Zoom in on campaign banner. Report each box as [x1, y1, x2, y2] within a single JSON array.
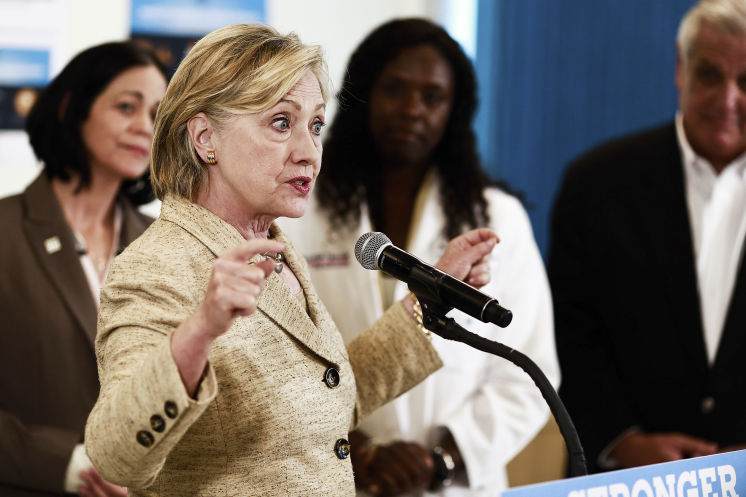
[[502, 450, 745, 497]]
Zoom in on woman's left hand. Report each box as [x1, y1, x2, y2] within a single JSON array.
[[435, 228, 498, 288], [78, 467, 127, 497], [355, 440, 435, 496]]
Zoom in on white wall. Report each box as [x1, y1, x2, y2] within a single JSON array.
[[0, 0, 463, 201], [0, 0, 130, 197], [267, 0, 441, 120]]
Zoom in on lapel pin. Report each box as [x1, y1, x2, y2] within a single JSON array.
[[44, 236, 62, 254]]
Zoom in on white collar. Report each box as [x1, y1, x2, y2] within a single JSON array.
[[675, 112, 746, 189]]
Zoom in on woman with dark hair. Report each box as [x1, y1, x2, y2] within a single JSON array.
[[0, 41, 167, 497], [281, 18, 560, 496]]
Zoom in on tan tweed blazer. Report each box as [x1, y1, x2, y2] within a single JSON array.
[[84, 195, 441, 497]]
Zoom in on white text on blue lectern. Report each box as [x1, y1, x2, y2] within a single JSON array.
[[567, 464, 737, 497]]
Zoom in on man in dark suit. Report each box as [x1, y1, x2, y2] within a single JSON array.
[[549, 0, 746, 473]]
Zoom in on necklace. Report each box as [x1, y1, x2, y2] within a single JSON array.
[[91, 255, 108, 277], [263, 231, 283, 274], [73, 232, 110, 278], [263, 252, 284, 274]]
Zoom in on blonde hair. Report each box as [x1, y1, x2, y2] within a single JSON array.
[[151, 24, 330, 199], [677, 0, 746, 62]]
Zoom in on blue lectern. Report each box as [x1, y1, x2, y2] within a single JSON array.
[[502, 449, 746, 497]]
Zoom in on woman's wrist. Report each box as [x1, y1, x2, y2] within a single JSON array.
[[432, 427, 468, 487], [403, 291, 416, 314], [171, 311, 214, 396], [429, 445, 456, 491], [349, 429, 378, 491], [405, 292, 430, 338]]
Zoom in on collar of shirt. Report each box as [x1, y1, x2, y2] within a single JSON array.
[[675, 112, 746, 364], [675, 112, 746, 254], [675, 112, 746, 198], [77, 202, 123, 307]]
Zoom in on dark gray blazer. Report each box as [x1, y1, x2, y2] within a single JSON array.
[[549, 123, 746, 473], [0, 174, 151, 495]]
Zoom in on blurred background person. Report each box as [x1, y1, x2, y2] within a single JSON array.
[[280, 17, 560, 497], [550, 0, 746, 474], [0, 41, 167, 496], [83, 24, 497, 496]]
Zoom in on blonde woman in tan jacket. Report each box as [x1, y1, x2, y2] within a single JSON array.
[[83, 24, 499, 497]]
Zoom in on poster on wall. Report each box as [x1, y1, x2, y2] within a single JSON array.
[[130, 0, 266, 76], [0, 0, 64, 131], [0, 49, 49, 129], [0, 0, 63, 198]]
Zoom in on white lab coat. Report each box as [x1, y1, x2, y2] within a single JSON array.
[[279, 176, 560, 496]]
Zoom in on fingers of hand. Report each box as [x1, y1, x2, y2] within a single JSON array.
[[439, 230, 497, 276], [669, 433, 718, 454], [373, 442, 432, 493], [399, 442, 435, 486], [214, 259, 268, 283], [463, 236, 497, 265], [379, 467, 415, 495], [80, 468, 128, 497], [78, 470, 107, 497], [718, 443, 746, 453], [100, 482, 128, 497], [459, 228, 499, 247], [467, 260, 491, 287], [223, 238, 284, 264], [208, 260, 268, 315], [641, 433, 715, 461], [255, 257, 278, 277]]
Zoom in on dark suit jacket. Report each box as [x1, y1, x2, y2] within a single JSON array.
[[0, 174, 151, 496], [548, 123, 746, 473]]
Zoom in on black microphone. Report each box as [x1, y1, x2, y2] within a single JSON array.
[[354, 232, 512, 328]]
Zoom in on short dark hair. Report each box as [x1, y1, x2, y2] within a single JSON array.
[[25, 41, 167, 205], [317, 18, 499, 239]]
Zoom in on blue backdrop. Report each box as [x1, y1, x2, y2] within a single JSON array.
[[474, 0, 696, 257]]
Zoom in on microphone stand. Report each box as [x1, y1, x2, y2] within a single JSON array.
[[412, 286, 588, 477]]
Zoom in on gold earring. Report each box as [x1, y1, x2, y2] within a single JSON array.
[[206, 151, 216, 164]]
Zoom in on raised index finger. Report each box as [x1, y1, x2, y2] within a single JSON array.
[[221, 239, 285, 263], [461, 228, 499, 246]]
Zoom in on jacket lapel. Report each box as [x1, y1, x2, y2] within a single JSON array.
[[161, 196, 344, 366], [262, 226, 347, 366], [119, 197, 150, 251], [713, 220, 746, 368], [22, 175, 98, 346], [641, 126, 708, 373], [278, 198, 385, 341]]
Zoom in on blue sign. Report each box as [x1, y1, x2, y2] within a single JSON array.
[[0, 49, 49, 86], [502, 450, 746, 497], [131, 0, 265, 37]]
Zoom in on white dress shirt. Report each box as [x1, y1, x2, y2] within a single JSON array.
[[64, 204, 122, 492], [676, 113, 746, 364]]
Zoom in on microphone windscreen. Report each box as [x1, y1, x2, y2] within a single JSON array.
[[354, 232, 391, 270]]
